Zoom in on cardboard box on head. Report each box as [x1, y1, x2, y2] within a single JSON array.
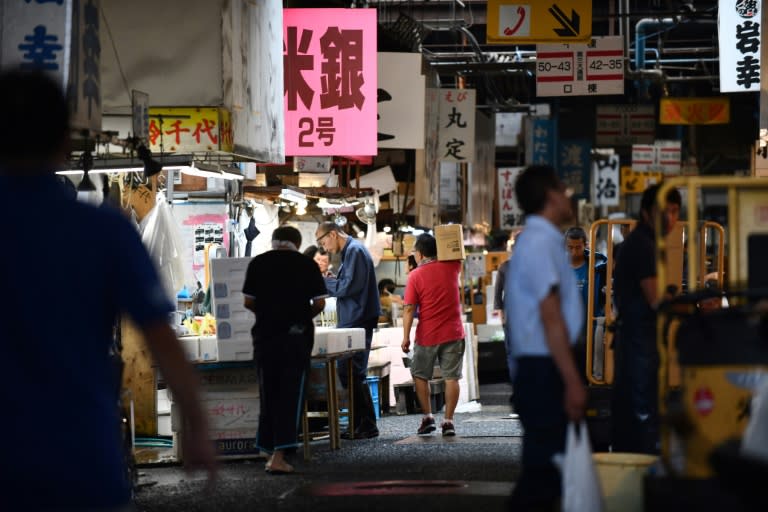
[[434, 224, 466, 261]]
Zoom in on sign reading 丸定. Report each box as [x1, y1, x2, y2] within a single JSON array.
[[536, 36, 624, 97], [486, 0, 592, 44], [592, 154, 620, 207], [149, 107, 234, 154], [283, 9, 377, 156], [558, 139, 591, 200], [0, 0, 102, 132], [438, 88, 476, 163], [718, 0, 761, 93], [595, 104, 655, 146], [524, 117, 557, 165], [498, 167, 525, 228]]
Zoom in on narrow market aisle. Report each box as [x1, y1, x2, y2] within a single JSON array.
[[135, 385, 522, 511]]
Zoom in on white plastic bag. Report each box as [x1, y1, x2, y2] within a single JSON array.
[[742, 376, 768, 461], [561, 421, 604, 512]]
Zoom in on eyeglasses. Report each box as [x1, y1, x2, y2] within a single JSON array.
[[316, 231, 331, 245]]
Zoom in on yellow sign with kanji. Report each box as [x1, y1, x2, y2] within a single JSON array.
[[148, 107, 234, 154], [621, 166, 663, 194], [486, 1, 592, 44], [659, 97, 730, 125]]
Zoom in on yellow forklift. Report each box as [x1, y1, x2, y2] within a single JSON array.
[[643, 177, 768, 510], [582, 213, 725, 453]]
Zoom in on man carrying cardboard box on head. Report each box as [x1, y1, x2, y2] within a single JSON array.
[[401, 233, 465, 436]]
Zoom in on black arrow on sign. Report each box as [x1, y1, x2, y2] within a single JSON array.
[[549, 4, 580, 37]]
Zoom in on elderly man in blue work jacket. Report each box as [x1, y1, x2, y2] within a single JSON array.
[[315, 221, 381, 439]]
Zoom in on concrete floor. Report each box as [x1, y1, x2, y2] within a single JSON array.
[[134, 383, 522, 511]]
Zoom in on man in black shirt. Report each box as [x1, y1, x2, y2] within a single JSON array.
[[243, 226, 327, 473], [611, 184, 681, 454]]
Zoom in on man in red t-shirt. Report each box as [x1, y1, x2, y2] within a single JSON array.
[[401, 234, 465, 436]]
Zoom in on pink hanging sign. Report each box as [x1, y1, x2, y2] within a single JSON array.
[[283, 9, 378, 156]]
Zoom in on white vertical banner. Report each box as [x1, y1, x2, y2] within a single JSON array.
[[498, 166, 525, 228], [719, 0, 762, 93], [438, 88, 476, 163], [592, 154, 620, 207], [0, 0, 73, 86], [377, 52, 425, 149]]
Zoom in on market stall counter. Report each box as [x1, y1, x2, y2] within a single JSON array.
[[171, 327, 366, 462]]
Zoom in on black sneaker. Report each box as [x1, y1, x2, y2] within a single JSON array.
[[341, 428, 379, 440], [441, 421, 456, 437], [417, 416, 436, 435]]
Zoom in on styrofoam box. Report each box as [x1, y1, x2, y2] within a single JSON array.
[[200, 335, 219, 361], [158, 414, 172, 437], [327, 328, 365, 354], [179, 336, 200, 361], [214, 320, 252, 342], [156, 388, 171, 414], [173, 429, 260, 460], [312, 327, 332, 356], [171, 396, 260, 431], [217, 338, 253, 362]]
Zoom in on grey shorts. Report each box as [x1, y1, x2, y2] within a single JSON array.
[[410, 339, 465, 380]]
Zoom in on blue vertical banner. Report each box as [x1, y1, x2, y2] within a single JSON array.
[[525, 116, 558, 166], [558, 139, 591, 200]]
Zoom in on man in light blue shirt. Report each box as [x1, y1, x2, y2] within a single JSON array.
[[505, 165, 586, 510]]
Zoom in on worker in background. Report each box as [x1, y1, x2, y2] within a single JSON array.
[[401, 234, 465, 436], [0, 69, 216, 510], [565, 226, 607, 380], [316, 221, 381, 439], [505, 165, 585, 510], [243, 226, 327, 474], [611, 183, 681, 454]]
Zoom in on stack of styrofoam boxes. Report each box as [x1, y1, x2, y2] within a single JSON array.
[[372, 326, 416, 408], [210, 257, 254, 361], [171, 365, 260, 460]]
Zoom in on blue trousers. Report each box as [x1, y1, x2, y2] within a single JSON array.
[[336, 317, 378, 433], [510, 357, 567, 511]]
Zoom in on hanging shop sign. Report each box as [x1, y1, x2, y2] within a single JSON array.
[[438, 88, 476, 163], [595, 104, 655, 147], [659, 97, 730, 125], [558, 139, 591, 200], [486, 0, 592, 44], [148, 107, 234, 154], [524, 116, 557, 166], [283, 9, 377, 156], [620, 166, 663, 194], [632, 140, 682, 174], [536, 36, 624, 97], [718, 0, 761, 93], [592, 154, 620, 207], [0, 0, 102, 132], [498, 166, 525, 228], [377, 52, 425, 149]]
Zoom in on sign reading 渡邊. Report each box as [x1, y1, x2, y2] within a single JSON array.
[[718, 0, 761, 93], [283, 9, 377, 156], [487, 0, 592, 44]]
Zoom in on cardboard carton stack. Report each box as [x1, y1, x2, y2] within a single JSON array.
[[434, 224, 466, 261]]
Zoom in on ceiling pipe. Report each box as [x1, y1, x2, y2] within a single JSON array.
[[635, 17, 678, 71]]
